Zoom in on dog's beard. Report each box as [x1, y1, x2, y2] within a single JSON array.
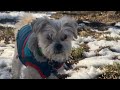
[[38, 41, 71, 62]]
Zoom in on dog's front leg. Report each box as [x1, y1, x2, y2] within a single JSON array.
[[23, 66, 58, 79], [12, 43, 22, 79], [12, 57, 22, 79], [22, 66, 42, 79]]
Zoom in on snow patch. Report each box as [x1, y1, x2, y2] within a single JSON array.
[[115, 22, 120, 26], [0, 23, 15, 28], [107, 27, 120, 37], [66, 66, 102, 79], [83, 51, 96, 58]]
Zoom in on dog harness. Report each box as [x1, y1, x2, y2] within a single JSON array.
[[16, 24, 63, 79]]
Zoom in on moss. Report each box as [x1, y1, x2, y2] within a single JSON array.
[[71, 47, 84, 60], [71, 44, 89, 60]]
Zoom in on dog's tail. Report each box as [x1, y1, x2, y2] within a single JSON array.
[[14, 12, 36, 38]]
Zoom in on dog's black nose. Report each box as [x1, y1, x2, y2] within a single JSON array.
[[55, 43, 62, 50], [54, 43, 63, 54]]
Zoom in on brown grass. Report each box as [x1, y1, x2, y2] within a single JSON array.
[[78, 29, 103, 40], [50, 11, 120, 24], [96, 62, 120, 79], [0, 29, 15, 44], [105, 36, 120, 41]]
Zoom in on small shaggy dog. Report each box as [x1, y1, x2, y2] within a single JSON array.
[[12, 14, 78, 79]]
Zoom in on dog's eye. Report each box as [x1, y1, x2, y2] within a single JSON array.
[[61, 35, 67, 41]]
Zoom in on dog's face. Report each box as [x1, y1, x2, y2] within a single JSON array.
[[31, 16, 78, 62]]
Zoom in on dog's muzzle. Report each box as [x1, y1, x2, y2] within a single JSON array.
[[54, 43, 63, 54]]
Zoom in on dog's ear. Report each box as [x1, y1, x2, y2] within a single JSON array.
[[31, 16, 50, 33], [61, 16, 78, 39]]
